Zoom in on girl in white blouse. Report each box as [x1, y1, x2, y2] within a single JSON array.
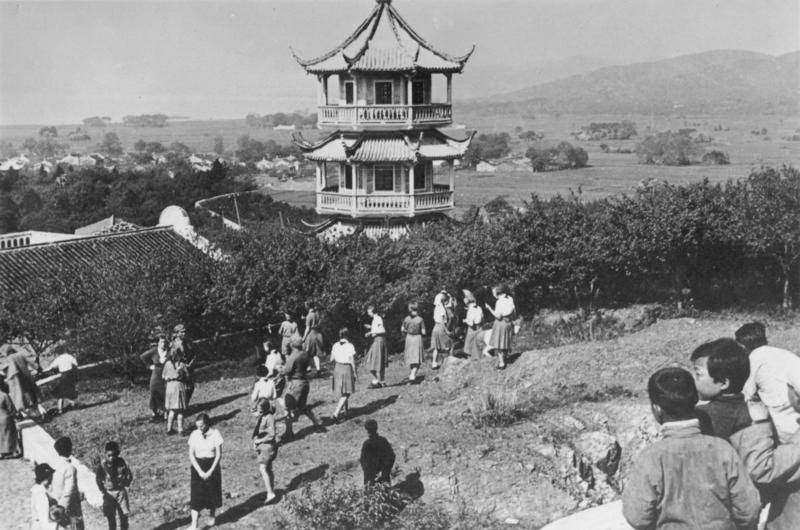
[[484, 284, 516, 370], [330, 328, 358, 421], [187, 414, 223, 530], [30, 463, 65, 530]]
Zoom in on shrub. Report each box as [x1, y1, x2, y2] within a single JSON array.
[[702, 150, 730, 165], [575, 121, 637, 140], [635, 130, 702, 165], [463, 133, 511, 167], [526, 141, 588, 172], [464, 389, 534, 428], [276, 480, 496, 530]]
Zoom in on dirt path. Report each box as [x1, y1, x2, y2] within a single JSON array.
[[0, 457, 105, 530]]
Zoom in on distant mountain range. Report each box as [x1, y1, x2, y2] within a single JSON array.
[[462, 50, 799, 115]]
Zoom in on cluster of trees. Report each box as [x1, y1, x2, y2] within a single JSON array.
[[463, 133, 511, 167], [235, 134, 300, 162], [83, 117, 112, 127], [245, 112, 317, 129], [575, 121, 637, 140], [122, 114, 169, 128], [518, 130, 545, 141], [526, 141, 588, 172], [635, 130, 704, 165], [20, 127, 71, 158], [4, 165, 800, 371], [0, 160, 249, 234]]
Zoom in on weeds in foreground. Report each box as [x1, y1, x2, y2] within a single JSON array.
[[276, 479, 502, 530], [464, 384, 637, 429]]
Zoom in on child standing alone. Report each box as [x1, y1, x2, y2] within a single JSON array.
[[622, 367, 761, 530], [95, 441, 133, 530]]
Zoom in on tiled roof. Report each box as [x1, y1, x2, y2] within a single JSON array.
[[295, 130, 474, 163], [292, 1, 473, 74], [0, 227, 202, 295], [74, 216, 142, 236]]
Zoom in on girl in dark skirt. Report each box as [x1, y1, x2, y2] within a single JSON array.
[[188, 413, 223, 530], [364, 305, 388, 388]]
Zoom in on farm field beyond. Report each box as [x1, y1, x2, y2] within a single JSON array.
[[3, 112, 797, 209]]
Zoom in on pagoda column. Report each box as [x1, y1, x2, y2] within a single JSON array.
[[409, 164, 416, 213], [406, 76, 413, 125], [448, 160, 455, 207], [351, 164, 358, 215], [315, 163, 322, 192]]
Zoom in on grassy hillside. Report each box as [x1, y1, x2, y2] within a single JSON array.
[[43, 313, 800, 529], [469, 50, 800, 115]]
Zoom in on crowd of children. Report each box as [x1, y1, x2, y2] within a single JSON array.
[[19, 288, 800, 529], [623, 322, 800, 530]]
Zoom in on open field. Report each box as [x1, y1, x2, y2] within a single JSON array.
[[38, 313, 800, 529], [3, 112, 798, 212]]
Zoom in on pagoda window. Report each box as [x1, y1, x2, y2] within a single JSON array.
[[344, 81, 355, 105], [412, 80, 425, 105], [374, 166, 395, 192], [413, 162, 426, 189], [374, 81, 393, 105]]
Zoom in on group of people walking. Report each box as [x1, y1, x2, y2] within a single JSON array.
[[10, 285, 517, 529]]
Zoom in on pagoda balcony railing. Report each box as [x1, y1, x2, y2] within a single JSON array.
[[317, 184, 453, 217], [318, 104, 452, 128]]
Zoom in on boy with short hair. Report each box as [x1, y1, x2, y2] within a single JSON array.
[[95, 441, 133, 530], [622, 367, 761, 530], [359, 419, 395, 486], [52, 436, 84, 530], [691, 339, 800, 496], [736, 321, 800, 443]]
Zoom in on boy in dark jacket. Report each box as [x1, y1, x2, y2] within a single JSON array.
[[622, 367, 760, 530], [691, 338, 800, 530], [360, 419, 395, 486], [95, 441, 133, 530]]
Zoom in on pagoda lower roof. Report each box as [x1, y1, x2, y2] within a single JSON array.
[[293, 130, 475, 163], [291, 0, 474, 75]]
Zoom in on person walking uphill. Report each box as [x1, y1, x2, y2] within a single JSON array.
[[485, 284, 515, 370], [431, 293, 453, 370], [302, 301, 324, 374], [48, 351, 79, 415], [364, 305, 388, 388], [402, 303, 426, 383], [330, 328, 357, 421], [280, 337, 322, 441]]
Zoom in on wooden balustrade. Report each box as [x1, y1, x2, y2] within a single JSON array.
[[316, 189, 453, 216], [317, 104, 451, 127]]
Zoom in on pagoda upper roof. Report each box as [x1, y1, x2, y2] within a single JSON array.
[[292, 0, 474, 75], [293, 129, 475, 163]]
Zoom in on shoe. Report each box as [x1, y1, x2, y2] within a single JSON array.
[[265, 492, 277, 505], [166, 429, 176, 435], [496, 365, 506, 370], [431, 363, 440, 370], [368, 382, 380, 389]]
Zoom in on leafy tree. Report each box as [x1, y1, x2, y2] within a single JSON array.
[[98, 132, 124, 155], [0, 193, 19, 233], [636, 131, 702, 165], [702, 150, 730, 165], [133, 139, 147, 152], [463, 133, 511, 167], [726, 166, 800, 308], [39, 126, 58, 138], [526, 142, 588, 172]]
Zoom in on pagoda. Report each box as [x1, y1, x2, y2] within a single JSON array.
[[292, 0, 475, 238]]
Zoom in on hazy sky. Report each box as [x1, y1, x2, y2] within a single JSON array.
[[1, 0, 797, 125]]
